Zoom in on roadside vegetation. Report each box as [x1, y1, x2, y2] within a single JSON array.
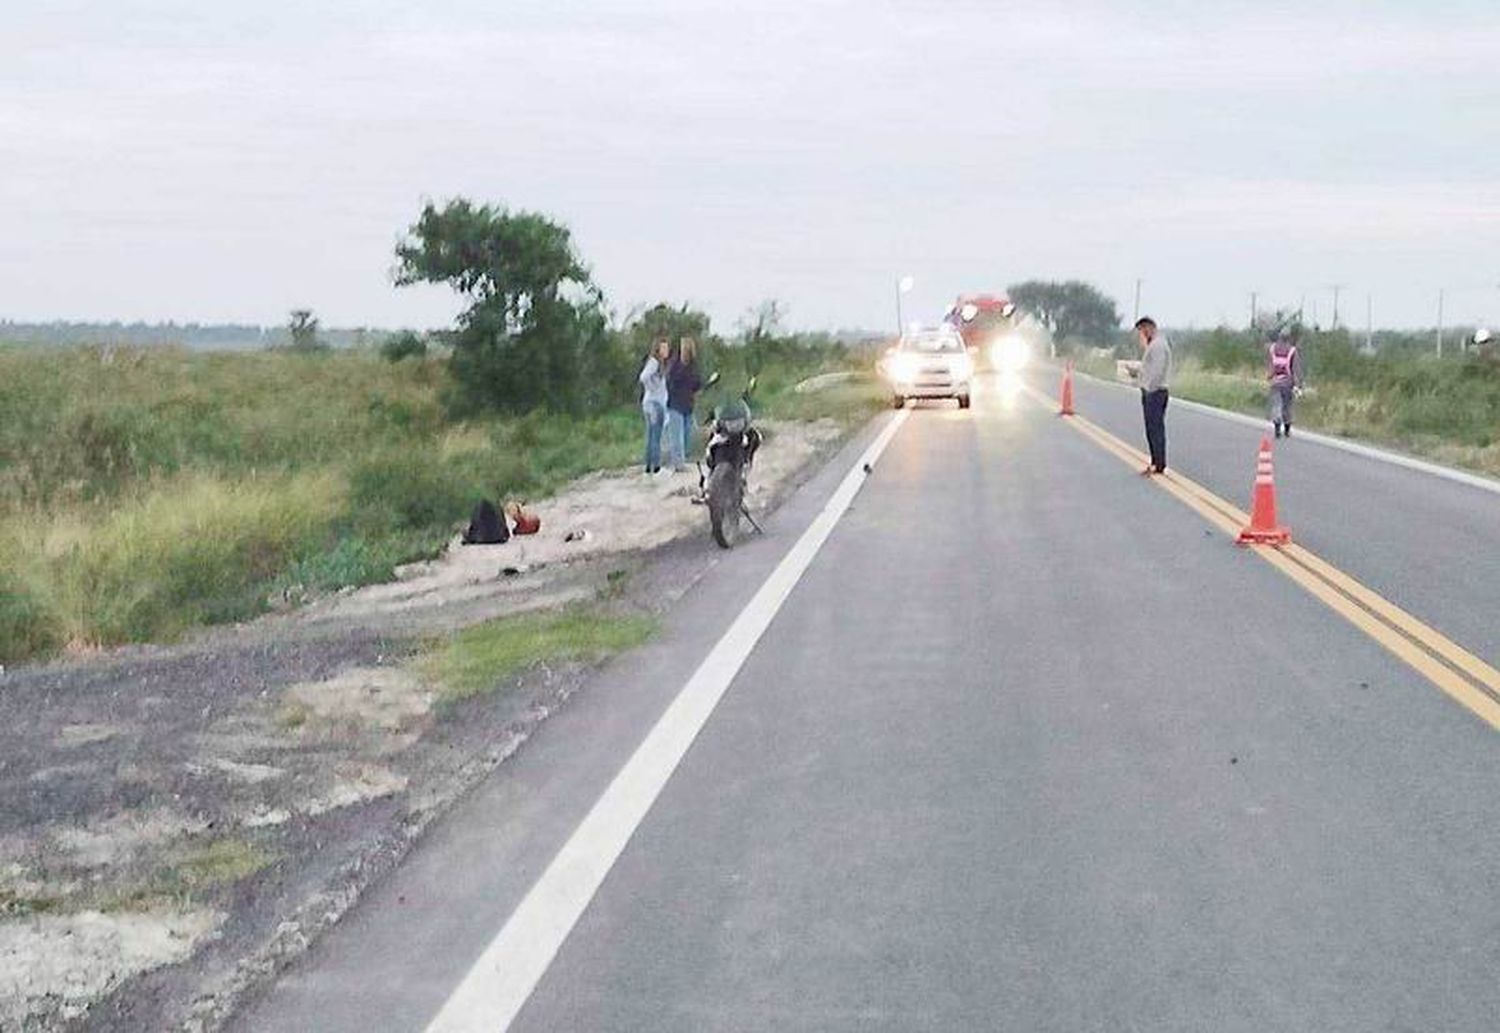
[[0, 338, 872, 664], [0, 200, 882, 665], [995, 279, 1500, 476], [1076, 326, 1500, 476]]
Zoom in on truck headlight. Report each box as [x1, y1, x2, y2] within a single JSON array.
[[992, 336, 1029, 372]]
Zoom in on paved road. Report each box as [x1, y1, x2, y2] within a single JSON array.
[[235, 373, 1500, 1032], [1063, 369, 1500, 669]]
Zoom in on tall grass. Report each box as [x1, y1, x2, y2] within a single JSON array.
[[1077, 334, 1500, 474], [7, 472, 343, 647], [0, 343, 873, 663]]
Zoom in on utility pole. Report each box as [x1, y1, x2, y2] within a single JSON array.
[[1249, 291, 1258, 331], [1436, 288, 1445, 358], [1365, 293, 1373, 353], [896, 275, 914, 336], [1133, 279, 1142, 323], [1330, 284, 1344, 330]]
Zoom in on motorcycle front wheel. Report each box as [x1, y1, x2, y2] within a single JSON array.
[[706, 463, 743, 549]]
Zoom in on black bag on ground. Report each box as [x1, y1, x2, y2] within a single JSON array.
[[461, 499, 508, 544]]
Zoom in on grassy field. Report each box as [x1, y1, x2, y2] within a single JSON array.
[[1074, 348, 1500, 477], [0, 343, 880, 664]]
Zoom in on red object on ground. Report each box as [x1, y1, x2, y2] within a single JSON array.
[[509, 507, 541, 535], [1237, 437, 1291, 545], [1058, 360, 1076, 416]]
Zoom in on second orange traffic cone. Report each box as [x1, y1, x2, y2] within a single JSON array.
[[1237, 437, 1291, 545], [1058, 360, 1075, 416]]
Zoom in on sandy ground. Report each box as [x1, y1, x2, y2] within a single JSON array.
[[0, 415, 849, 1031], [297, 418, 841, 626], [1, 911, 222, 1029]]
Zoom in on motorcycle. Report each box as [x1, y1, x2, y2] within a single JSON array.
[[698, 375, 761, 549]]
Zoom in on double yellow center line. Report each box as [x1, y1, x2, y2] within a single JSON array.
[[1028, 385, 1500, 731]]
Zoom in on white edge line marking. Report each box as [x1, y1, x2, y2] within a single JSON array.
[[423, 408, 912, 1033], [1070, 368, 1500, 497]]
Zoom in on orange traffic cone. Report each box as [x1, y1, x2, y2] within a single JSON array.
[[1058, 360, 1075, 416], [1237, 437, 1291, 545]]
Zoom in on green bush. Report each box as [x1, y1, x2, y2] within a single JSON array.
[[1199, 328, 1259, 373], [1300, 330, 1364, 382], [1167, 340, 1500, 469], [275, 535, 413, 594], [380, 330, 428, 362], [349, 450, 473, 535]]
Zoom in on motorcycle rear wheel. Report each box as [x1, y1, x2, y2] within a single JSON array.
[[707, 464, 742, 549]]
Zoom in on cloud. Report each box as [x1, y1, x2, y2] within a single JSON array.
[[1061, 178, 1500, 242], [2, 0, 1499, 327]]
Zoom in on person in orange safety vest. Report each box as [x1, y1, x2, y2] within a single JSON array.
[[1267, 329, 1304, 439]]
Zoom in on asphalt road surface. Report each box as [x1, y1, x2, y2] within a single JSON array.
[[234, 371, 1500, 1032]]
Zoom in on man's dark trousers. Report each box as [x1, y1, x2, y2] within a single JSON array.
[[1142, 388, 1169, 472]]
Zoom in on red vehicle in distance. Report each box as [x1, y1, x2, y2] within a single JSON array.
[[943, 294, 1027, 371]]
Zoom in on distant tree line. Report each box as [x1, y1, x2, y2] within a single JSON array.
[[1172, 324, 1497, 373], [0, 319, 399, 352], [989, 281, 1490, 363]]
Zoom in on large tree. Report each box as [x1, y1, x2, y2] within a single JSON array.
[[1007, 280, 1121, 349], [394, 200, 615, 413]]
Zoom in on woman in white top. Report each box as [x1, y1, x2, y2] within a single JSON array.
[[638, 338, 670, 474]]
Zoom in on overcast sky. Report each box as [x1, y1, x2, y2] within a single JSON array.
[[4, 0, 1499, 333]]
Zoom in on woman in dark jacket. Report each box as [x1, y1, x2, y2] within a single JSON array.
[[664, 336, 703, 471]]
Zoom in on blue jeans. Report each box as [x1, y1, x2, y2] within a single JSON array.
[[642, 401, 665, 471], [664, 408, 690, 467]]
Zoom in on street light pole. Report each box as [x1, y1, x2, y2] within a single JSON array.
[[1330, 284, 1344, 330], [1133, 279, 1142, 323]]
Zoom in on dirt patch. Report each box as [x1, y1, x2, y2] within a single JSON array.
[[55, 724, 133, 749], [53, 810, 208, 871], [281, 667, 432, 741], [298, 419, 842, 628], [0, 910, 221, 1029], [191, 760, 285, 787], [301, 764, 409, 818]]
